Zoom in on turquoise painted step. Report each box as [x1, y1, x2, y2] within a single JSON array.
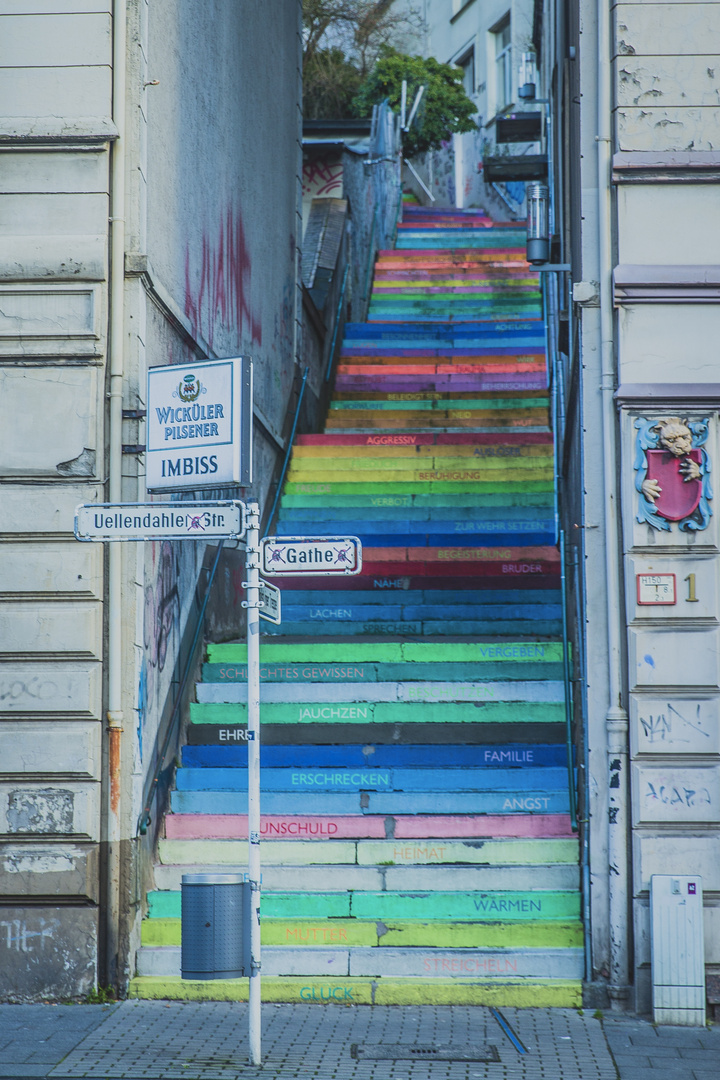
[[280, 493, 555, 509], [147, 889, 580, 921], [175, 766, 570, 792], [170, 790, 570, 814], [201, 661, 567, 683], [189, 701, 563, 725], [278, 507, 553, 522]]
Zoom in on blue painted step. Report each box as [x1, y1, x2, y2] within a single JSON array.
[[170, 790, 570, 815], [175, 766, 569, 792], [273, 530, 557, 548], [262, 620, 563, 637], [270, 590, 560, 605], [181, 743, 568, 768], [278, 604, 562, 622]]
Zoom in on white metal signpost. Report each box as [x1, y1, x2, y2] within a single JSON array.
[[146, 356, 253, 492]]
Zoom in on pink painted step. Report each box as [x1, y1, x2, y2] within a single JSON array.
[[166, 814, 574, 840]]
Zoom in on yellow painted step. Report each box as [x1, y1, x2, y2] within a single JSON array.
[[129, 975, 581, 1006]]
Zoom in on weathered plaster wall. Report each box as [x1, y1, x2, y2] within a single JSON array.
[[0, 0, 305, 999], [0, 0, 113, 1000]]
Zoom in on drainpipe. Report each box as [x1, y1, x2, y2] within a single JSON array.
[[106, 0, 127, 989], [596, 0, 630, 1009]]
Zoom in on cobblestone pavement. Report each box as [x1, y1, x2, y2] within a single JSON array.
[[0, 1001, 718, 1080]]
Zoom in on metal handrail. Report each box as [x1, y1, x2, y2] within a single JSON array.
[[560, 528, 578, 831], [325, 264, 349, 382], [136, 539, 224, 836], [262, 365, 309, 538]]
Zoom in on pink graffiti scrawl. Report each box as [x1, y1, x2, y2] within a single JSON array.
[[185, 208, 262, 351]]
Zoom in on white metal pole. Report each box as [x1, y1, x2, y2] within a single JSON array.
[[244, 502, 262, 1063]]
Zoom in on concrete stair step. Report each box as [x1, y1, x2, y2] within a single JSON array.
[[136, 945, 583, 980], [195, 681, 564, 705], [152, 863, 580, 892], [157, 838, 578, 866]]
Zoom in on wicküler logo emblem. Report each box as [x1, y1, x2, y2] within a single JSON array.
[[175, 373, 205, 403]]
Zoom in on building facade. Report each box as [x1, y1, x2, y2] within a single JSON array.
[[0, 0, 306, 999]]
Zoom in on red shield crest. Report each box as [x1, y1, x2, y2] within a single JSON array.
[[646, 449, 702, 521]]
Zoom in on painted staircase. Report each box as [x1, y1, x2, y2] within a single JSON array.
[[131, 206, 581, 1006]]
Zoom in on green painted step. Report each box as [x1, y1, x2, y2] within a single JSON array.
[[202, 662, 566, 683], [189, 701, 563, 725], [129, 975, 582, 1006], [147, 890, 579, 921], [142, 918, 583, 948], [206, 642, 564, 664], [285, 481, 554, 495]]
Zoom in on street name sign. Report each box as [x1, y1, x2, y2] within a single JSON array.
[[75, 501, 246, 542], [260, 536, 362, 576], [146, 356, 253, 492], [258, 578, 281, 624]]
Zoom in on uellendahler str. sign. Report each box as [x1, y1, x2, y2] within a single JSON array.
[[74, 501, 246, 541], [146, 356, 252, 492]]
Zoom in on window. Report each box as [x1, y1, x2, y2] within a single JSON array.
[[493, 16, 512, 112], [458, 49, 475, 98]]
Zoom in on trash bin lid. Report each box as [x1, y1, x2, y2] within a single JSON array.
[[181, 873, 246, 885]]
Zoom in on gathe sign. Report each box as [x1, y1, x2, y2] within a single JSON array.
[[75, 501, 246, 542], [146, 357, 252, 492], [261, 536, 362, 576]]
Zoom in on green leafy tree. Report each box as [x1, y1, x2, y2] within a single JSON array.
[[353, 47, 478, 155]]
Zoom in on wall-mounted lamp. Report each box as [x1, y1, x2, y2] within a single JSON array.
[[518, 52, 537, 100], [526, 182, 550, 264]]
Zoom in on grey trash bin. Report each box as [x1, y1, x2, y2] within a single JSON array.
[[181, 873, 250, 980]]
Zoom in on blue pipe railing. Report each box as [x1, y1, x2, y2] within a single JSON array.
[[325, 265, 350, 383], [263, 365, 309, 538], [137, 539, 224, 836], [559, 528, 578, 831]]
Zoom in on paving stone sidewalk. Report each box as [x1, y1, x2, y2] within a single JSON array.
[[0, 1001, 717, 1080]]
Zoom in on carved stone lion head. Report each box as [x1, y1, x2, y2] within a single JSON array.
[[654, 417, 693, 458]]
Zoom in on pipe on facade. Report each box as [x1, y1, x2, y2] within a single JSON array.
[[106, 0, 127, 989], [596, 0, 630, 1009]]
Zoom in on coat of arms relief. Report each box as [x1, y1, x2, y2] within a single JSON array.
[[634, 417, 713, 532]]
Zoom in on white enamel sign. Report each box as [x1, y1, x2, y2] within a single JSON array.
[[146, 357, 252, 492], [258, 579, 281, 624], [260, 536, 362, 576], [75, 501, 246, 541], [637, 574, 676, 605]]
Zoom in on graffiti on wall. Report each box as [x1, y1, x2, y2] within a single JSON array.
[[303, 156, 343, 199], [184, 207, 262, 352], [142, 541, 180, 723]]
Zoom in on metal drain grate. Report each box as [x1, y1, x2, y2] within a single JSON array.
[[351, 1043, 500, 1062]]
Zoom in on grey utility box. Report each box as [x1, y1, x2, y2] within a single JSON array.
[[181, 873, 251, 980]]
